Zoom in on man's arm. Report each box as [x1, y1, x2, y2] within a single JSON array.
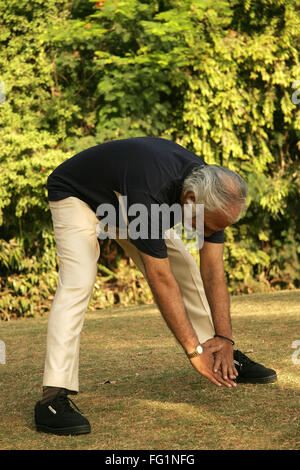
[[199, 241, 238, 380], [200, 242, 232, 338], [138, 251, 236, 388]]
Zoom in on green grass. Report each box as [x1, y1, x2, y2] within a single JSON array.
[[0, 290, 299, 450]]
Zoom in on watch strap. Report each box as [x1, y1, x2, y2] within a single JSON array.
[[187, 344, 203, 359], [187, 350, 199, 359]]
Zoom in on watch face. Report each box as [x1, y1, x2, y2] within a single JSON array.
[[196, 345, 203, 354]]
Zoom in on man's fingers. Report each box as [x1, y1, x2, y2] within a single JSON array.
[[208, 346, 238, 381], [189, 349, 237, 388], [220, 363, 237, 385], [222, 363, 229, 380], [204, 369, 236, 388], [206, 344, 223, 354], [214, 370, 235, 388], [213, 356, 221, 373], [205, 372, 222, 387], [228, 366, 237, 379]]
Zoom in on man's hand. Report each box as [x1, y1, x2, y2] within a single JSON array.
[[189, 342, 237, 388], [138, 251, 237, 389], [200, 242, 238, 383], [203, 337, 238, 381]]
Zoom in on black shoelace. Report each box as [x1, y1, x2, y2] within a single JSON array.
[[234, 349, 256, 367], [56, 392, 82, 415]]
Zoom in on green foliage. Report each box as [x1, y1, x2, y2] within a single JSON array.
[[0, 0, 299, 319]]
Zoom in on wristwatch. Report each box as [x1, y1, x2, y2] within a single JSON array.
[[187, 344, 203, 359]]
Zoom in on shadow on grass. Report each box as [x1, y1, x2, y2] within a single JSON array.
[[78, 307, 299, 449], [0, 293, 299, 449]]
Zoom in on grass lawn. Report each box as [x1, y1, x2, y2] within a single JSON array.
[[0, 290, 299, 450]]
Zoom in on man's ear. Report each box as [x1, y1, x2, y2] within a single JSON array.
[[183, 191, 196, 204], [186, 198, 195, 205], [184, 197, 197, 218]]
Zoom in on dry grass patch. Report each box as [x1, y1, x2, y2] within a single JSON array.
[[0, 290, 299, 450]]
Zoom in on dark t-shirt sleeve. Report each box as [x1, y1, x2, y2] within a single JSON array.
[[204, 230, 224, 244]]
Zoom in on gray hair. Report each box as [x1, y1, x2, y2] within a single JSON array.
[[182, 164, 248, 222]]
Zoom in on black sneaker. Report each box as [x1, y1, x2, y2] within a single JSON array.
[[234, 350, 277, 384], [35, 389, 91, 435]]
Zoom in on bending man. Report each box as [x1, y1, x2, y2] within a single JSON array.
[[34, 137, 277, 436]]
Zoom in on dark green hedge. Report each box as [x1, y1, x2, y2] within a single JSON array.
[[0, 0, 299, 319]]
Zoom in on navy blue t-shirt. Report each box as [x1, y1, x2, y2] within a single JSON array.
[[47, 137, 224, 257]]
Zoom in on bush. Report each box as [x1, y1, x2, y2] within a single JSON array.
[[0, 0, 299, 319]]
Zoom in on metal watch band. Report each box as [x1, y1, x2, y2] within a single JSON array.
[[187, 345, 203, 359], [187, 350, 199, 359]]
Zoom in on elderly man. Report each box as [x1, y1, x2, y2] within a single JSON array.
[[34, 137, 277, 436]]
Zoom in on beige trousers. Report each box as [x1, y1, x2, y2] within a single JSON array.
[[43, 196, 215, 392]]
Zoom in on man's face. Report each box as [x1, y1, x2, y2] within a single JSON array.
[[202, 210, 230, 237], [201, 206, 241, 237], [187, 206, 241, 237], [180, 190, 241, 236]]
